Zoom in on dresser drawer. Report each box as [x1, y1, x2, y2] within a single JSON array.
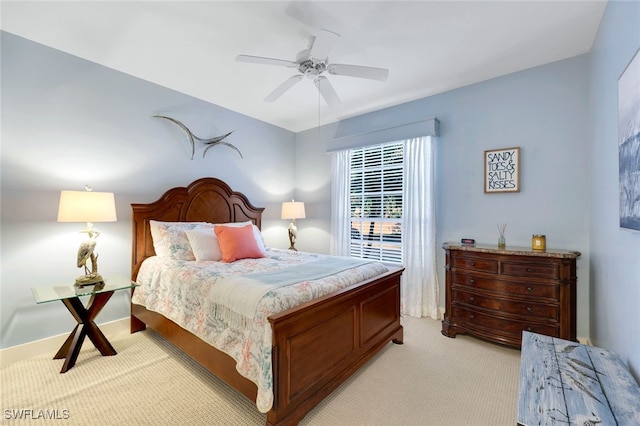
[[452, 272, 558, 299], [451, 306, 559, 337], [451, 256, 498, 274], [500, 261, 559, 280], [452, 289, 558, 320]]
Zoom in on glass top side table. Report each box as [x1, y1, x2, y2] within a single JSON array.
[[31, 275, 138, 373]]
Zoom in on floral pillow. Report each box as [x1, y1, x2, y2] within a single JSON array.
[[149, 220, 212, 260]]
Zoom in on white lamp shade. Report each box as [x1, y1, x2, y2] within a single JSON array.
[[281, 201, 306, 220], [57, 190, 117, 223]]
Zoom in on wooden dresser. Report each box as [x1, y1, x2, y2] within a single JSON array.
[[441, 242, 580, 348]]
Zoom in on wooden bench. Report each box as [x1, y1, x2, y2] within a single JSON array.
[[517, 331, 640, 425]]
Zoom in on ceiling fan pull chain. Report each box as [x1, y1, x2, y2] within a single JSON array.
[[318, 84, 321, 127]]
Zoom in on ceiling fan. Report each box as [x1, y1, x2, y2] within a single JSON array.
[[236, 29, 389, 108]]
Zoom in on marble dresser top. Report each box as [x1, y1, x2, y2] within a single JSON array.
[[442, 242, 581, 259]]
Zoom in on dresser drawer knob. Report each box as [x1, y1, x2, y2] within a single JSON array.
[[527, 268, 533, 272], [526, 326, 532, 331], [527, 287, 533, 292], [469, 296, 475, 302], [471, 262, 476, 266], [526, 307, 533, 312], [469, 279, 475, 284], [470, 314, 475, 319]]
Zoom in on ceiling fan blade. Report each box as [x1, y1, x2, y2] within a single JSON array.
[[309, 29, 340, 60], [264, 75, 303, 102], [328, 64, 389, 81], [236, 54, 297, 68], [314, 76, 341, 108]]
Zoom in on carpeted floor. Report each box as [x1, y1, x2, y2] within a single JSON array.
[[1, 317, 521, 425]]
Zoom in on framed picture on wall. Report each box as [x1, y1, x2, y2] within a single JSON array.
[[484, 147, 520, 193], [618, 47, 640, 232]]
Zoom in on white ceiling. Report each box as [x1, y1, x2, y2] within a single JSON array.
[[1, 1, 606, 132]]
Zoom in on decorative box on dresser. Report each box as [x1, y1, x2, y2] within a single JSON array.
[[441, 242, 581, 348]]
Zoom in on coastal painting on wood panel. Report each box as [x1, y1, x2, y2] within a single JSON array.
[[618, 48, 640, 232]]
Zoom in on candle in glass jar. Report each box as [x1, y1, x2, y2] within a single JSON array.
[[532, 235, 546, 250]]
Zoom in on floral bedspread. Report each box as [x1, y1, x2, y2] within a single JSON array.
[[131, 248, 388, 413]]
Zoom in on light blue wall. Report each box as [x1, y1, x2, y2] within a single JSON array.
[[0, 32, 296, 348], [298, 55, 591, 341], [588, 0, 640, 378]]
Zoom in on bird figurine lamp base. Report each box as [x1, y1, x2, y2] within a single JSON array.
[[288, 221, 298, 251], [75, 229, 103, 287]]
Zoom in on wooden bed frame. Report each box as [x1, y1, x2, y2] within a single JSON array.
[[130, 177, 404, 425]]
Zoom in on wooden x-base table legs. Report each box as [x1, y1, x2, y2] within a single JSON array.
[[54, 291, 117, 373]]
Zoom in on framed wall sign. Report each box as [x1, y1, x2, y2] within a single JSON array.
[[484, 147, 520, 193], [618, 47, 640, 232]]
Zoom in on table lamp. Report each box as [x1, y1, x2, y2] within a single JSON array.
[[57, 187, 117, 286], [281, 200, 305, 251]]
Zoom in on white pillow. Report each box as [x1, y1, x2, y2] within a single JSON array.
[[149, 220, 212, 260], [215, 221, 267, 255], [185, 227, 222, 261]]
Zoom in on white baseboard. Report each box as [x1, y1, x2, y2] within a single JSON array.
[[577, 336, 592, 345], [0, 318, 130, 367], [0, 316, 591, 366]]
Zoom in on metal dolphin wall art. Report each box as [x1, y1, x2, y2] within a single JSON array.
[[153, 115, 243, 160]]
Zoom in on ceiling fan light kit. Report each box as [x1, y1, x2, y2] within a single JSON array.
[[236, 29, 389, 107]]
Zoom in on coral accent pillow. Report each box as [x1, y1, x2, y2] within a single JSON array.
[[214, 224, 266, 263], [215, 221, 268, 255]]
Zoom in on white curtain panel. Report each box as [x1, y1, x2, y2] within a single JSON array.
[[330, 150, 351, 256], [402, 136, 440, 319]]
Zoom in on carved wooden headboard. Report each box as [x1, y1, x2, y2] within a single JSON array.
[[131, 177, 264, 280]]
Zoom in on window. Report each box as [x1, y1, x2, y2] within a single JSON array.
[[349, 141, 403, 263], [330, 132, 440, 319]]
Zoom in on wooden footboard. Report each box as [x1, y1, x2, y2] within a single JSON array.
[[267, 266, 404, 426], [131, 266, 403, 425]]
